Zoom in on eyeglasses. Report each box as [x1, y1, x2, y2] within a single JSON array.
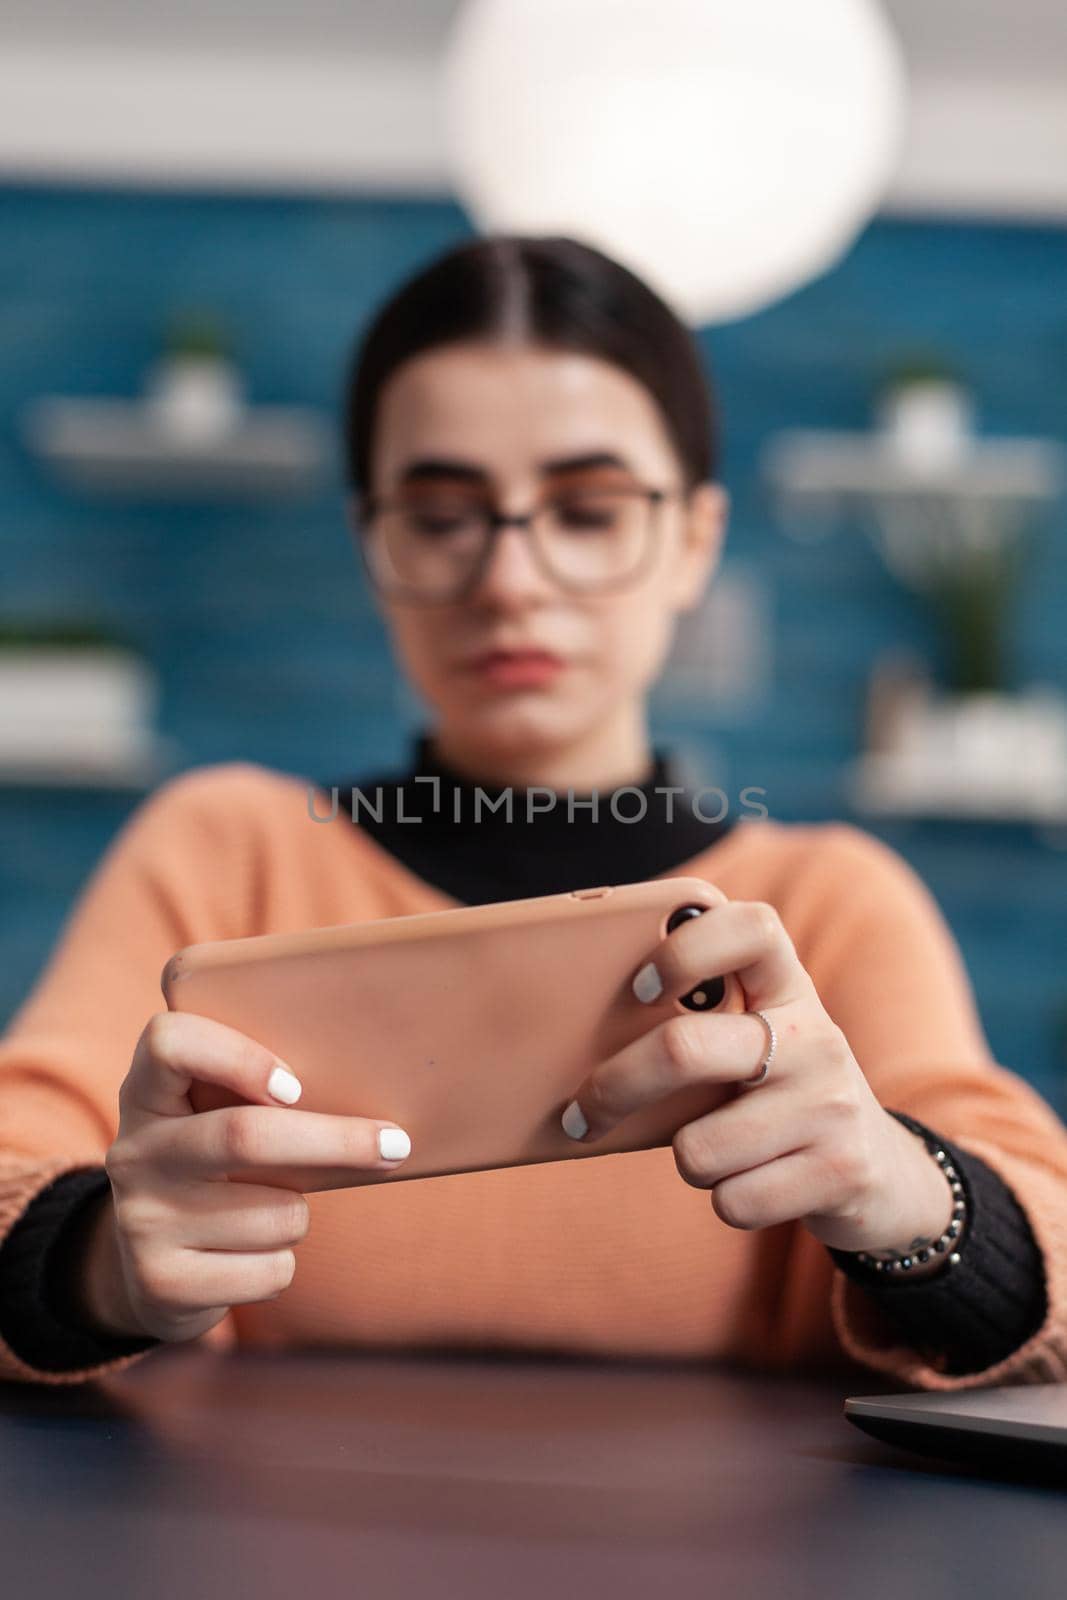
[[355, 482, 686, 605]]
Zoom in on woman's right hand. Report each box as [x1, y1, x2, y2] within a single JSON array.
[[78, 1010, 412, 1345]]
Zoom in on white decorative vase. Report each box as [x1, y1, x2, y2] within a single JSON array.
[[145, 355, 243, 442], [888, 687, 1067, 817], [0, 646, 158, 773], [878, 380, 974, 474]]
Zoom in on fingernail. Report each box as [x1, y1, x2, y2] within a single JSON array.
[[632, 962, 663, 1003], [268, 1065, 302, 1104], [561, 1099, 588, 1139], [379, 1126, 412, 1162]]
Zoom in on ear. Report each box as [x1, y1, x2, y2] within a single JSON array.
[[669, 481, 729, 613]]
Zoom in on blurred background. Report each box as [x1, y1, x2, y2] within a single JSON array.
[[1, 1, 1065, 1107]]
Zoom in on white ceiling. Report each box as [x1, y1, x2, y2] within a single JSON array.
[[0, 1, 458, 57], [885, 0, 1067, 79], [0, 0, 1066, 76], [0, 2, 1064, 215]]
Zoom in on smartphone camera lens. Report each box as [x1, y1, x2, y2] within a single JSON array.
[[665, 903, 726, 1012], [679, 977, 726, 1011], [666, 904, 705, 935]]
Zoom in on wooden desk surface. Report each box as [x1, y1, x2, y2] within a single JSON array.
[[1, 1345, 1063, 1599]]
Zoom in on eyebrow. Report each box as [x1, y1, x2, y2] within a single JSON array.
[[396, 451, 635, 486]]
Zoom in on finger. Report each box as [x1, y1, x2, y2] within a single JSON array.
[[706, 1149, 828, 1233], [561, 1008, 785, 1143], [123, 1011, 304, 1125], [632, 901, 812, 1013], [671, 1096, 808, 1190], [143, 1246, 298, 1314], [145, 1179, 313, 1253], [149, 1104, 412, 1180]]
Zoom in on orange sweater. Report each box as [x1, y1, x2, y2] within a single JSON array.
[[2, 759, 1066, 1390]]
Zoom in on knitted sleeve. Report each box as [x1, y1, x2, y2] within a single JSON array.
[[0, 1167, 161, 1371], [781, 821, 1067, 1390], [825, 1109, 1047, 1375], [0, 763, 256, 1383]]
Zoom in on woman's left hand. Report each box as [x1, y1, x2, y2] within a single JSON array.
[[560, 898, 956, 1260]]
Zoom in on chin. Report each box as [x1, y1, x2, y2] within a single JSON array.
[[444, 697, 585, 758]]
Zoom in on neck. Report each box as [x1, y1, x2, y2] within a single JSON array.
[[424, 706, 654, 794]]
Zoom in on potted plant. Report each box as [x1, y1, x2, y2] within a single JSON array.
[[876, 351, 975, 474], [144, 309, 244, 443], [0, 617, 161, 778], [923, 521, 1028, 696]]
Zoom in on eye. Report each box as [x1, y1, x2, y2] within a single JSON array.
[[398, 501, 484, 537], [553, 493, 626, 531], [415, 510, 468, 534]]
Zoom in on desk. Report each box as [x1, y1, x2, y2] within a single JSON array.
[[0, 1347, 1063, 1599]]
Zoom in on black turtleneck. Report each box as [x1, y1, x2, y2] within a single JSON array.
[[0, 730, 1046, 1379], [318, 730, 739, 906]]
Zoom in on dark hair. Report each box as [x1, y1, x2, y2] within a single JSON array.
[[343, 234, 719, 499]]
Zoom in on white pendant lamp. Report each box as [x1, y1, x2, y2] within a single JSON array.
[[442, 0, 908, 325]]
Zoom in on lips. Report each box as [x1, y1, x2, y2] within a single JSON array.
[[463, 647, 567, 688], [467, 647, 563, 668]]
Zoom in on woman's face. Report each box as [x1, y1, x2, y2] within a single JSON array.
[[351, 340, 727, 773]]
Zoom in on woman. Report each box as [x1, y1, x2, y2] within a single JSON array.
[[0, 235, 1064, 1389]]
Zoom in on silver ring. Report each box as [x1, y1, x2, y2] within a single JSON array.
[[740, 1009, 777, 1088]]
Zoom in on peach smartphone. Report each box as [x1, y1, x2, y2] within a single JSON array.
[[160, 875, 746, 1189]]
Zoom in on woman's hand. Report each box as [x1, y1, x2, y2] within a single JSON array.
[[560, 900, 956, 1264], [81, 1011, 413, 1345]]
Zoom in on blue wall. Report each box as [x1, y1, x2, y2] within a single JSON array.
[[1, 182, 1065, 1109]]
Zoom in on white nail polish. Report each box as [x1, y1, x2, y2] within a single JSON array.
[[561, 1099, 588, 1139], [379, 1126, 412, 1161], [632, 962, 663, 1003], [268, 1065, 302, 1104]]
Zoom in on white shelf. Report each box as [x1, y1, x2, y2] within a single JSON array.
[[0, 645, 178, 788], [762, 430, 1065, 505], [847, 683, 1067, 826], [0, 734, 181, 789], [846, 752, 1067, 825], [20, 395, 332, 498]]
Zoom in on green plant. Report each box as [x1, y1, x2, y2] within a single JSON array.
[[928, 554, 1023, 694], [0, 616, 139, 652], [877, 349, 969, 394], [161, 309, 236, 363]]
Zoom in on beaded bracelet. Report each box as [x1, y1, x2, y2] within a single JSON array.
[[853, 1111, 969, 1276]]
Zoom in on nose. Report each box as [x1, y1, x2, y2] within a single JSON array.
[[465, 516, 554, 606]]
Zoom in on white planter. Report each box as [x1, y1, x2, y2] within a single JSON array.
[[144, 355, 243, 442], [866, 686, 1067, 817], [0, 647, 158, 767], [877, 380, 974, 474]]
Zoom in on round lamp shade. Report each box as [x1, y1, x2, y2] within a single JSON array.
[[442, 0, 908, 325]]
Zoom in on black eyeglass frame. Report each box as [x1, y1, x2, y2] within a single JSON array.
[[353, 483, 689, 605]]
